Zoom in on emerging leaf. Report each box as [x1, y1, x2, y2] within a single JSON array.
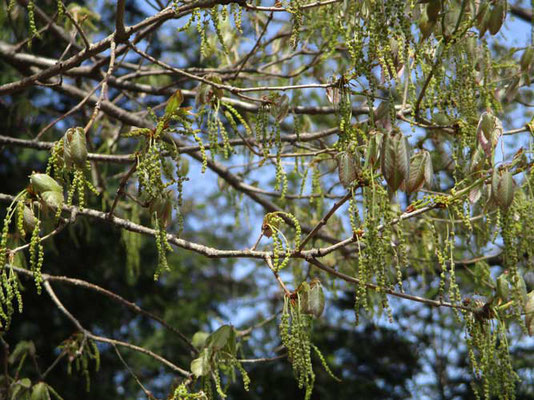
[[30, 173, 62, 194], [192, 331, 210, 349], [30, 382, 50, 400], [165, 90, 184, 116], [22, 205, 38, 234], [496, 273, 510, 302], [149, 191, 174, 228], [63, 127, 87, 168], [271, 94, 290, 123], [380, 130, 409, 192], [526, 291, 534, 336], [476, 112, 502, 157], [492, 169, 515, 212], [191, 348, 211, 377], [365, 130, 383, 169], [207, 324, 234, 351], [336, 150, 360, 188], [426, 0, 441, 22], [488, 1, 506, 35], [520, 48, 534, 72], [299, 279, 325, 318], [40, 190, 64, 212], [404, 150, 432, 194]]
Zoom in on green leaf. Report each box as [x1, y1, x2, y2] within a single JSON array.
[[404, 150, 432, 194], [40, 191, 64, 212], [192, 331, 210, 349], [271, 94, 290, 123], [496, 273, 510, 301], [207, 325, 233, 350], [30, 174, 62, 194], [493, 170, 515, 212], [22, 205, 37, 235], [300, 279, 325, 318], [165, 90, 184, 116], [526, 291, 534, 336], [488, 2, 506, 35], [191, 348, 211, 377], [30, 382, 50, 400], [9, 341, 36, 364], [63, 127, 87, 168], [336, 151, 360, 188]]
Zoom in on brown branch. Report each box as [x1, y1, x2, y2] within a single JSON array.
[[304, 257, 470, 311], [510, 4, 532, 23], [298, 191, 352, 251], [43, 281, 191, 376], [108, 159, 138, 217], [115, 0, 128, 42], [12, 265, 196, 352], [0, 134, 133, 163], [0, 0, 237, 95]]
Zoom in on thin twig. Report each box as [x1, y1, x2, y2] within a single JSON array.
[[43, 281, 191, 376]]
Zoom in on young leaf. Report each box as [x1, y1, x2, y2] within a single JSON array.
[[207, 324, 233, 350], [300, 279, 325, 318], [22, 205, 38, 234], [63, 127, 87, 168], [526, 291, 534, 336], [405, 150, 432, 194], [191, 348, 211, 377], [365, 130, 383, 169], [40, 191, 64, 212], [192, 331, 210, 349], [476, 112, 502, 157], [30, 173, 62, 194], [165, 89, 184, 116], [380, 130, 409, 192], [496, 273, 510, 301], [492, 169, 515, 212], [336, 151, 360, 188], [488, 1, 506, 35], [271, 94, 290, 123], [30, 382, 50, 400]]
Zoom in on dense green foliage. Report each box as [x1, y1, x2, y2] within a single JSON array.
[[0, 0, 534, 399]]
